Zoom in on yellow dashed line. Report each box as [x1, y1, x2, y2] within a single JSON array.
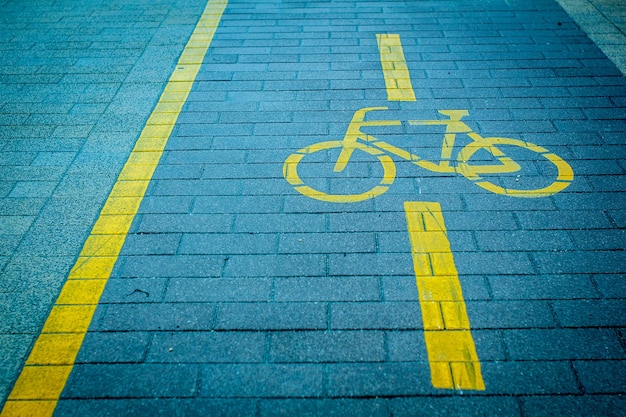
[[376, 34, 417, 102], [0, 1, 228, 415], [405, 201, 485, 390]]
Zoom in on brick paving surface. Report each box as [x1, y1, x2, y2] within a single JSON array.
[[1, 0, 626, 415]]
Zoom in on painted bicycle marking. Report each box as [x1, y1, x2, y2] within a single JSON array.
[[283, 106, 574, 202]]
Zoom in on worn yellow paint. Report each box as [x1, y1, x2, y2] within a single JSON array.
[[376, 34, 416, 101], [404, 201, 485, 391], [0, 1, 228, 415]]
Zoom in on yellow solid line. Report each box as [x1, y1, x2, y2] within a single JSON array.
[[404, 201, 485, 390], [376, 34, 417, 102], [0, 1, 228, 415]]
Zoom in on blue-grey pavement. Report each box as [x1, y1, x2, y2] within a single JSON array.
[[2, 0, 626, 415], [0, 0, 210, 402]]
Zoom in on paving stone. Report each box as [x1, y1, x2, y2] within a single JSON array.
[[98, 278, 168, 304], [389, 397, 522, 417], [488, 274, 599, 300], [327, 362, 435, 396], [503, 328, 625, 360], [76, 331, 150, 364], [331, 301, 423, 330], [165, 278, 272, 303], [552, 299, 626, 327], [199, 364, 324, 398], [62, 364, 199, 399], [467, 301, 556, 329], [574, 360, 626, 394], [520, 395, 626, 417], [55, 399, 258, 417], [147, 331, 266, 363], [94, 303, 216, 332], [118, 255, 223, 278], [259, 399, 389, 417], [481, 361, 580, 395], [270, 330, 385, 363], [215, 302, 327, 331], [274, 276, 380, 302]]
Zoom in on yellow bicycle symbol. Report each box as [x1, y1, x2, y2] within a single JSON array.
[[283, 106, 574, 202]]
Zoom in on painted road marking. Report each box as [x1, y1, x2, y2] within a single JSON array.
[[376, 33, 417, 101], [405, 201, 485, 390], [0, 1, 228, 415]]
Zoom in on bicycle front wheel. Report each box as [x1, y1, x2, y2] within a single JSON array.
[[457, 137, 574, 198], [283, 140, 396, 203]]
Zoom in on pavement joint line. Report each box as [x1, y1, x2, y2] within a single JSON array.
[[404, 201, 485, 391], [0, 0, 228, 415]]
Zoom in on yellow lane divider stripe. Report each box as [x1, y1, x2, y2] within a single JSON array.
[[1, 0, 228, 415], [405, 201, 485, 390], [376, 33, 417, 102]]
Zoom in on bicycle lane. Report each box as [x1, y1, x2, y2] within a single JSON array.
[[4, 0, 626, 415]]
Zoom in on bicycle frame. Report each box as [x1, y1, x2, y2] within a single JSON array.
[[333, 106, 520, 175]]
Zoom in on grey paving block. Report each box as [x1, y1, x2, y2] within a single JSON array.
[[389, 396, 521, 417], [514, 209, 614, 230], [482, 360, 580, 394], [593, 274, 626, 299], [330, 301, 422, 330], [215, 302, 327, 330], [274, 276, 380, 302], [437, 210, 519, 231], [532, 250, 626, 275], [467, 301, 555, 329], [179, 233, 276, 255], [278, 232, 375, 254], [137, 196, 194, 214], [62, 364, 199, 399], [329, 253, 413, 276], [520, 395, 626, 417], [327, 362, 434, 396], [259, 399, 389, 417], [0, 215, 34, 235], [165, 278, 272, 303], [118, 255, 223, 278], [223, 254, 326, 277], [122, 233, 181, 255], [56, 399, 258, 417], [193, 195, 283, 214], [98, 278, 168, 304], [94, 303, 215, 332], [475, 230, 573, 252], [147, 331, 266, 363], [76, 331, 150, 364], [163, 149, 247, 165], [552, 299, 626, 327], [270, 330, 385, 363], [454, 252, 535, 275], [569, 229, 626, 250], [574, 360, 626, 394], [489, 274, 599, 300], [328, 212, 409, 232], [153, 179, 242, 196], [136, 214, 233, 234], [234, 213, 326, 233], [199, 364, 324, 398], [503, 328, 625, 360]]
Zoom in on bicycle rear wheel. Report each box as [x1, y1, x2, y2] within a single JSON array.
[[283, 140, 396, 203], [457, 137, 574, 197]]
